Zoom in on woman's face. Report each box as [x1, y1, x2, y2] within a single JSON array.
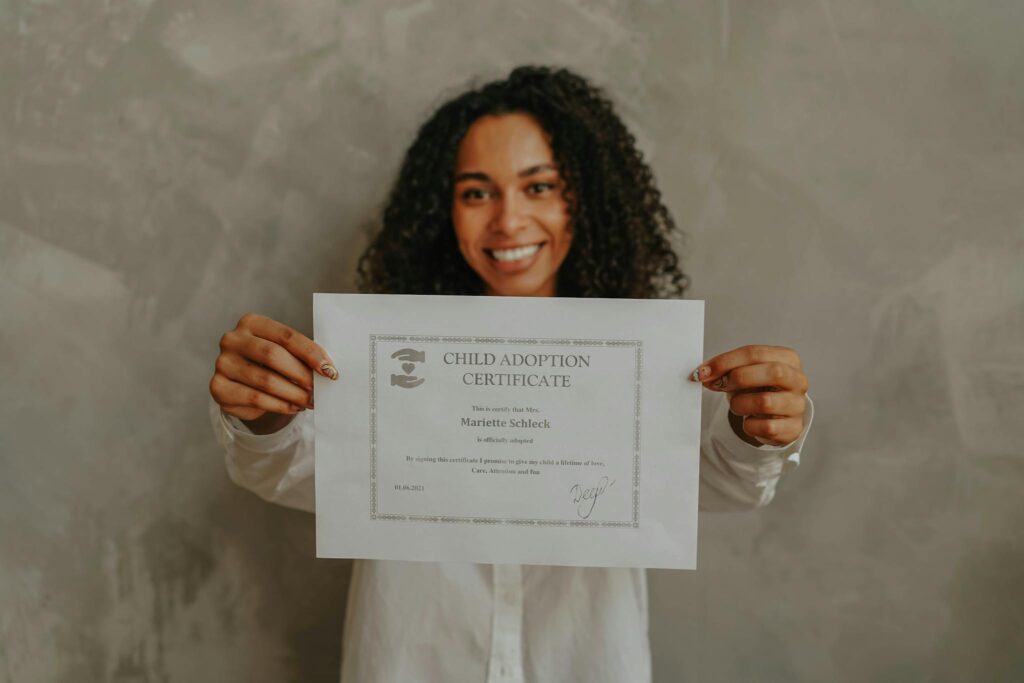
[[452, 112, 573, 297]]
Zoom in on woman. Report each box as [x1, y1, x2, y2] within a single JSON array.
[[210, 65, 813, 682]]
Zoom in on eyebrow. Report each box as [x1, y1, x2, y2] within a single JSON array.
[[454, 163, 558, 183]]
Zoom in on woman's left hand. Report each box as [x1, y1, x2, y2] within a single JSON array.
[[690, 345, 809, 447]]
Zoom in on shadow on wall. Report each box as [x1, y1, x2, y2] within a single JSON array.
[[867, 243, 1023, 457]]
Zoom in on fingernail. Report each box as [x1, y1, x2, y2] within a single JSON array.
[[713, 375, 728, 390], [307, 398, 315, 410], [290, 404, 305, 412], [698, 365, 711, 379], [319, 361, 339, 380]]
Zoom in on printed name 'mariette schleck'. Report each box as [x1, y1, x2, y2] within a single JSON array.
[[461, 417, 552, 428]]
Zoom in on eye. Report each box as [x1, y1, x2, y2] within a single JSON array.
[[460, 187, 489, 201], [527, 182, 558, 195]]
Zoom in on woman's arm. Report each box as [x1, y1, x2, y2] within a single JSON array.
[[210, 397, 316, 513], [208, 313, 338, 513], [698, 389, 814, 512], [210, 387, 815, 516], [211, 330, 814, 515], [693, 344, 813, 512]]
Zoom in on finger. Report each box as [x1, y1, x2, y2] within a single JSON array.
[[689, 345, 800, 383], [210, 374, 305, 415], [741, 415, 804, 446], [728, 391, 806, 419], [239, 313, 338, 380], [221, 330, 315, 390], [216, 352, 313, 408], [713, 362, 808, 393]]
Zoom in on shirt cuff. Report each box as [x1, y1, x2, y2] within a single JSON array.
[[212, 399, 307, 454], [713, 393, 815, 466]]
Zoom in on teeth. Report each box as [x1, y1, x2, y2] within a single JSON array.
[[491, 244, 541, 262]]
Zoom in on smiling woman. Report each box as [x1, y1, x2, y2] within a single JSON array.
[[208, 65, 813, 683], [356, 66, 689, 299], [451, 113, 574, 297]]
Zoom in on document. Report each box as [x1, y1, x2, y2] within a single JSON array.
[[313, 294, 704, 569]]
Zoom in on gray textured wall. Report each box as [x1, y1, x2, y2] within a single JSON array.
[[2, 1, 1021, 681]]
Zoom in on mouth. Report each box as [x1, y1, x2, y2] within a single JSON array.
[[484, 242, 544, 266]]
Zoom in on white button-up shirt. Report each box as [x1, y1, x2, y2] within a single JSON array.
[[211, 389, 813, 682]]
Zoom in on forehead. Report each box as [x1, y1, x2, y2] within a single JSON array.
[[454, 113, 555, 171]]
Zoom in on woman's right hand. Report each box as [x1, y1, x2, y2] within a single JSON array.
[[210, 313, 339, 430]]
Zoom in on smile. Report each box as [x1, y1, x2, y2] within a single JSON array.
[[486, 243, 543, 263]]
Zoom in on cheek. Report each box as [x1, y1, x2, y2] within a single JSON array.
[[548, 211, 573, 254], [553, 233, 573, 265], [451, 212, 475, 251], [454, 235, 480, 271], [452, 222, 488, 275]]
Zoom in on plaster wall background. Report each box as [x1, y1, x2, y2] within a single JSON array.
[[1, 1, 1021, 681]]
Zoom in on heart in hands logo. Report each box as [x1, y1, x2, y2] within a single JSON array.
[[390, 348, 425, 389]]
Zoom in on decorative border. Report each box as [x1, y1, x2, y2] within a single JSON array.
[[370, 334, 643, 528]]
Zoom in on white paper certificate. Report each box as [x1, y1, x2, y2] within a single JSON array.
[[313, 294, 704, 569]]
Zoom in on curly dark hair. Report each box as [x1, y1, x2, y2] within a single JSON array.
[[356, 65, 689, 299]]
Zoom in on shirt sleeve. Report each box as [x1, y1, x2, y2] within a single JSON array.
[[697, 390, 815, 512], [209, 389, 814, 517], [209, 398, 316, 513]]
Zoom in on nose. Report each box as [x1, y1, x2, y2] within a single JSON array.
[[489, 192, 529, 236]]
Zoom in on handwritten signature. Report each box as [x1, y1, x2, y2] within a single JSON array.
[[569, 476, 614, 519]]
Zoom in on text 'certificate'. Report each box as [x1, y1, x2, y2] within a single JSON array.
[[313, 294, 704, 569]]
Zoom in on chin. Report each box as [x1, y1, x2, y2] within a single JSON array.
[[486, 279, 551, 297]]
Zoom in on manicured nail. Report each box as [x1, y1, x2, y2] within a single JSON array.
[[307, 398, 315, 410], [290, 404, 305, 412], [691, 365, 711, 381], [319, 361, 339, 380], [713, 375, 728, 390]]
